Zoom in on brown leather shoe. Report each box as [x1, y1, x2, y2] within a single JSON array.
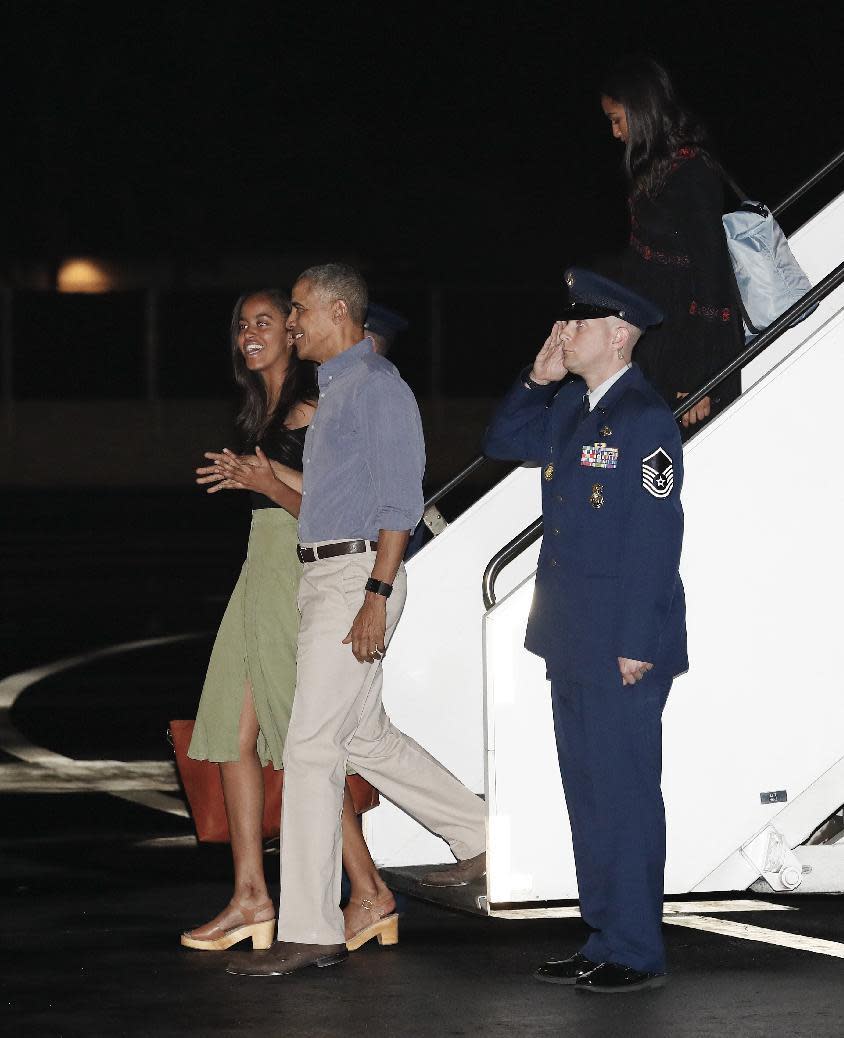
[[226, 941, 348, 977], [419, 851, 486, 887]]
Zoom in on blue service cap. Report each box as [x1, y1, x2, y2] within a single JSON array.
[[561, 267, 663, 330], [364, 303, 410, 338]]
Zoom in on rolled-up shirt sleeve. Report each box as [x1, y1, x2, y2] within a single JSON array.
[[361, 371, 426, 532]]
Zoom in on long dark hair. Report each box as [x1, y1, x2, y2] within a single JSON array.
[[600, 56, 711, 197], [230, 289, 318, 444]]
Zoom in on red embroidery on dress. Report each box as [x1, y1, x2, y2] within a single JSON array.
[[630, 233, 690, 267], [689, 300, 732, 322], [668, 146, 699, 175]]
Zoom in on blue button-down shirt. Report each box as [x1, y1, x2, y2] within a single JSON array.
[[298, 338, 425, 543]]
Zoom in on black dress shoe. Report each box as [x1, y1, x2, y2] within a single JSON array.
[[534, 952, 601, 985], [575, 960, 667, 993]]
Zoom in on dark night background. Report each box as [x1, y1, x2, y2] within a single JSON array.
[[4, 1, 841, 281]]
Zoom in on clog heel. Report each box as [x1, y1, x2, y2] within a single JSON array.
[[344, 895, 400, 951], [181, 900, 276, 951]]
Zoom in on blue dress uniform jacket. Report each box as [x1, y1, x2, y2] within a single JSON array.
[[483, 363, 687, 685]]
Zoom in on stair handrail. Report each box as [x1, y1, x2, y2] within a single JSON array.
[[424, 455, 486, 510], [674, 260, 844, 421], [483, 259, 844, 609], [772, 147, 844, 219]]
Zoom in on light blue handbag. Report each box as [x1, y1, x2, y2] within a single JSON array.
[[722, 200, 816, 342]]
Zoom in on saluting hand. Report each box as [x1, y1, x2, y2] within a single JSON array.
[[618, 657, 654, 686], [529, 322, 569, 384]]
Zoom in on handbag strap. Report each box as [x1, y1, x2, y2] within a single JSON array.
[[719, 164, 749, 205], [719, 161, 769, 216], [701, 149, 748, 204]]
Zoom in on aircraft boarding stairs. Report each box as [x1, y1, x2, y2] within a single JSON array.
[[366, 157, 844, 915]]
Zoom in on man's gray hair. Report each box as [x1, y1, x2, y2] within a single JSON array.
[[296, 263, 368, 325]]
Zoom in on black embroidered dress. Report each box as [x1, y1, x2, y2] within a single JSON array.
[[621, 147, 742, 416]]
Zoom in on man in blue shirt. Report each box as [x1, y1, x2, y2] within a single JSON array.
[[228, 263, 486, 978], [483, 269, 687, 993], [363, 301, 431, 558]]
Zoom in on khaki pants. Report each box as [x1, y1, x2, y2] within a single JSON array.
[[278, 548, 486, 944]]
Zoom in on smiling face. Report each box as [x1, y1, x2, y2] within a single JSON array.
[[286, 278, 339, 363], [601, 95, 629, 143], [236, 293, 292, 377]]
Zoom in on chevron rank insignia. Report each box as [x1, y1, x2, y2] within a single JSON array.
[[581, 443, 619, 468], [642, 447, 674, 498]]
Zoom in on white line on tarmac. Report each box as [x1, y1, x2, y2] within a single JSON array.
[[0, 760, 180, 792], [490, 899, 795, 920], [0, 635, 203, 816], [665, 914, 844, 958], [134, 834, 199, 848]]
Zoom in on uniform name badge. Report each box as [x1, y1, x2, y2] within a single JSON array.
[[580, 442, 619, 469]]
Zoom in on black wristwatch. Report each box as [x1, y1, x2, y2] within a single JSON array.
[[365, 577, 393, 599]]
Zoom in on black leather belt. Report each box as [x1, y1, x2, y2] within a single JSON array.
[[297, 539, 378, 563]]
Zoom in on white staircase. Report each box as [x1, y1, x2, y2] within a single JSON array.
[[366, 187, 844, 906]]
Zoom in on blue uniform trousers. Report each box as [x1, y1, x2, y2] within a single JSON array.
[[549, 668, 671, 974]]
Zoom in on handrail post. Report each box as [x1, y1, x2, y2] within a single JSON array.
[[482, 518, 543, 609]]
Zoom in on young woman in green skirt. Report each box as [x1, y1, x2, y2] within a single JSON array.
[[183, 290, 397, 952]]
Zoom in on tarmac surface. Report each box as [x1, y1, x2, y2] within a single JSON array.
[[2, 489, 843, 1037]]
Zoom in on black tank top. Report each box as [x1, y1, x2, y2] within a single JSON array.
[[250, 424, 307, 510]]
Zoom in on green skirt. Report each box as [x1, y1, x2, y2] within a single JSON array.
[[188, 508, 301, 769]]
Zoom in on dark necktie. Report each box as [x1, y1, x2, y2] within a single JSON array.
[[581, 393, 591, 418]]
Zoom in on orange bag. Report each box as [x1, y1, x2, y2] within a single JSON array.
[[167, 719, 380, 842]]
